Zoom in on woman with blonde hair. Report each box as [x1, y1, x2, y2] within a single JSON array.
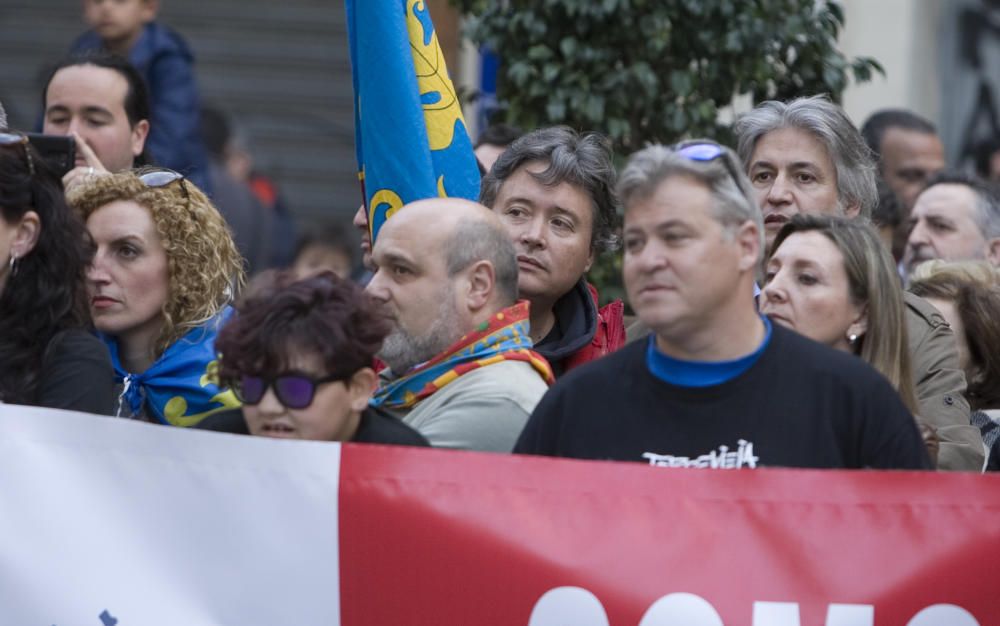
[[910, 260, 1000, 470], [68, 168, 245, 425], [761, 214, 918, 412]]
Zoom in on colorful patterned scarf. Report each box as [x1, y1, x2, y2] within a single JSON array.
[[370, 301, 554, 410], [104, 307, 241, 427]]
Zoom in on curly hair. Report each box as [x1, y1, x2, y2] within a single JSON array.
[[0, 139, 93, 404], [216, 270, 390, 383], [67, 169, 245, 355]]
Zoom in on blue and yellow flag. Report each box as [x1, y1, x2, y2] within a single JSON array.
[[346, 0, 481, 243]]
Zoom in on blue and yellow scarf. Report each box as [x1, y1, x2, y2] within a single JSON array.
[[104, 307, 240, 427], [370, 301, 554, 410]]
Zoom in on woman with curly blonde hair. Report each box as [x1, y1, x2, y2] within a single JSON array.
[[68, 168, 245, 425]]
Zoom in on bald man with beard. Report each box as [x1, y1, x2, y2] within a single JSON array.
[[365, 198, 553, 452]]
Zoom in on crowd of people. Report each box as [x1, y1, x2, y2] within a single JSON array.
[[2, 0, 999, 473]]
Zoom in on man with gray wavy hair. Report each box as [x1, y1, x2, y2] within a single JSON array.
[[735, 96, 984, 472], [515, 141, 929, 470], [479, 126, 625, 377], [735, 94, 878, 251]]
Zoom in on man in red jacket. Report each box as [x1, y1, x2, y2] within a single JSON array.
[[480, 126, 625, 376]]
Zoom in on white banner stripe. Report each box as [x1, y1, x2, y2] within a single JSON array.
[[0, 405, 341, 625]]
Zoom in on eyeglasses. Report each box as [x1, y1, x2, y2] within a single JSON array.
[[231, 372, 347, 409], [0, 133, 35, 176], [672, 141, 744, 191], [138, 168, 190, 203]]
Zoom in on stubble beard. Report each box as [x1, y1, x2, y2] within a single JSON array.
[[378, 289, 463, 375]]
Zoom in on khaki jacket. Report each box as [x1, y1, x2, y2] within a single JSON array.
[[904, 292, 985, 471]]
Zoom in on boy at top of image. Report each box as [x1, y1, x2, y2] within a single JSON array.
[[71, 0, 210, 191]]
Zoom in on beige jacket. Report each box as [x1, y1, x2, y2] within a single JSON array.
[[904, 292, 984, 471]]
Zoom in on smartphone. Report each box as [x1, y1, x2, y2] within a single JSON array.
[[24, 133, 76, 178]]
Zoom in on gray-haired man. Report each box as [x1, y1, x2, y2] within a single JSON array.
[[735, 95, 984, 471], [515, 142, 930, 470], [905, 171, 1000, 274]]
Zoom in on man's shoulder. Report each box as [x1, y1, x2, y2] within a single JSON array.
[[440, 359, 549, 404], [904, 291, 951, 338], [766, 324, 891, 390]]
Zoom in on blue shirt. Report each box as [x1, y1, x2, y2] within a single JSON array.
[[646, 316, 772, 388]]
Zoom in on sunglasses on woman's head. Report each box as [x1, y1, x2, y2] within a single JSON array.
[[138, 168, 190, 203], [0, 133, 35, 176], [232, 372, 347, 410]]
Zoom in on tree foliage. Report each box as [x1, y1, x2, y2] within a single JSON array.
[[449, 0, 883, 305], [451, 0, 881, 152]]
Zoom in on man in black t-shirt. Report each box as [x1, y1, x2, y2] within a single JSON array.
[[515, 142, 931, 470]]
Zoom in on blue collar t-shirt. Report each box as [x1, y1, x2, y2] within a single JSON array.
[[646, 316, 772, 388]]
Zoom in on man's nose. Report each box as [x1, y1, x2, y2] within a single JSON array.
[[519, 217, 546, 249], [365, 268, 389, 301], [766, 174, 793, 204]]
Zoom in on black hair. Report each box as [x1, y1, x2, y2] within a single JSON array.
[[860, 109, 938, 162], [0, 140, 94, 404], [475, 123, 523, 149]]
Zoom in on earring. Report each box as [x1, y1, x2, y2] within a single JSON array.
[[7, 253, 17, 278], [848, 333, 858, 345]]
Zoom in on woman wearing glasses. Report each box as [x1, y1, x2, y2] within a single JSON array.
[[0, 133, 113, 412], [216, 270, 428, 445], [67, 168, 244, 425]]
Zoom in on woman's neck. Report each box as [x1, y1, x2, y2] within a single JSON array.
[[117, 320, 164, 374]]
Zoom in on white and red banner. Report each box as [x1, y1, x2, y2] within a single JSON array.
[[1, 405, 998, 625]]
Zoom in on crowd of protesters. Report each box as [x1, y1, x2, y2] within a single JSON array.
[[3, 1, 1000, 473]]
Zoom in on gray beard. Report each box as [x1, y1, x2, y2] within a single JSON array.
[[378, 294, 462, 374]]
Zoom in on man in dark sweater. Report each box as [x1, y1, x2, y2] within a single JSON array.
[[515, 142, 931, 470]]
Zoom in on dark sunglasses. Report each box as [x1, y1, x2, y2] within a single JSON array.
[[0, 133, 35, 176], [672, 141, 744, 190], [232, 372, 347, 409]]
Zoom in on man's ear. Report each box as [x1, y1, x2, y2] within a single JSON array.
[[986, 237, 1000, 267], [11, 210, 41, 259], [131, 119, 150, 158], [843, 199, 862, 219], [735, 220, 762, 272], [347, 367, 377, 413], [464, 259, 496, 312]]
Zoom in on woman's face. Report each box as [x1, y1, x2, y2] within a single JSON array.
[[241, 352, 371, 442], [85, 199, 169, 349], [760, 231, 867, 352]]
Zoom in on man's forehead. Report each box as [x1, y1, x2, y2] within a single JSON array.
[[751, 128, 833, 167], [915, 184, 978, 215], [46, 65, 128, 111]]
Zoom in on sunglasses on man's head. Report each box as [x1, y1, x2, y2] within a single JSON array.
[[232, 372, 347, 410], [671, 141, 744, 190], [0, 133, 35, 176]]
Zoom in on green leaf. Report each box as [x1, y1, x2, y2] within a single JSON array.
[[669, 70, 692, 97], [546, 99, 567, 121]]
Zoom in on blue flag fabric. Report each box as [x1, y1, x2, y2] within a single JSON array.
[[346, 0, 481, 243], [103, 307, 241, 427]]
